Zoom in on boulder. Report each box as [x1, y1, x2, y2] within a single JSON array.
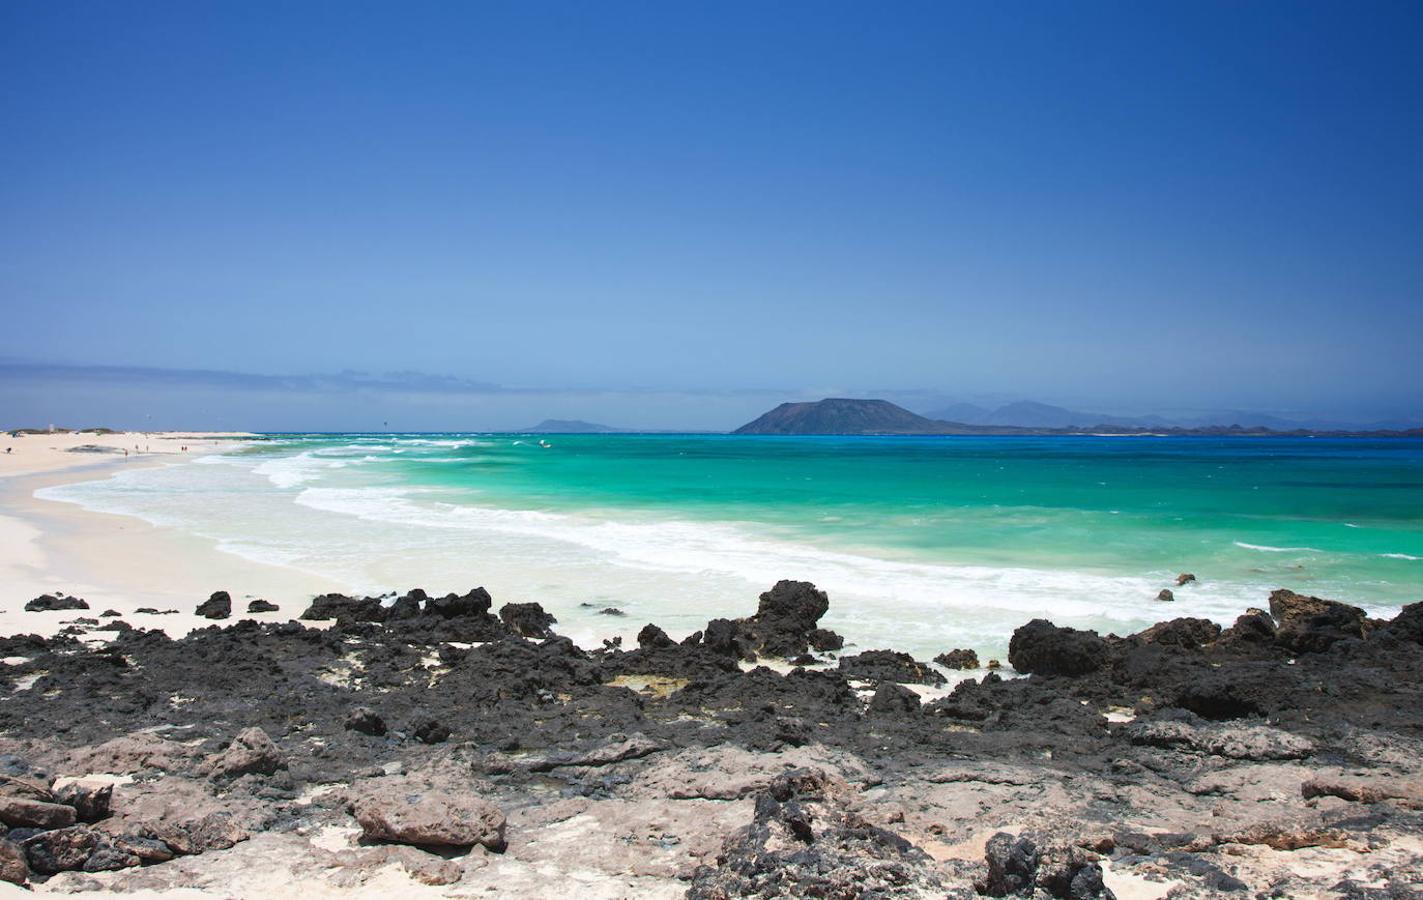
[[934, 648, 980, 670], [0, 839, 27, 884], [23, 594, 88, 612], [409, 717, 451, 744], [686, 768, 945, 898], [701, 618, 743, 657], [739, 580, 833, 659], [808, 627, 844, 651], [1380, 601, 1423, 646], [99, 776, 248, 855], [386, 589, 424, 620], [344, 707, 387, 736], [1219, 608, 1276, 646], [245, 599, 279, 613], [1008, 620, 1108, 676], [1176, 573, 1197, 586], [498, 602, 557, 639], [195, 591, 231, 620], [0, 797, 77, 829], [636, 623, 675, 650], [22, 825, 142, 874], [1156, 589, 1175, 602], [424, 587, 493, 619], [350, 778, 506, 850], [597, 607, 626, 617], [1269, 589, 1367, 654], [838, 649, 945, 685], [868, 682, 921, 716], [299, 593, 387, 624], [0, 774, 52, 804], [980, 831, 1114, 898], [201, 728, 285, 780], [53, 781, 112, 823], [981, 832, 1039, 896], [1135, 617, 1221, 650]]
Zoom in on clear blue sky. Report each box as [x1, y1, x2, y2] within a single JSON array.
[[2, 1, 1421, 429]]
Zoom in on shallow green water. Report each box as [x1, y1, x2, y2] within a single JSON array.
[[39, 434, 1423, 657]]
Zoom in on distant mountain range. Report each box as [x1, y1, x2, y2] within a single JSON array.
[[521, 419, 628, 434], [734, 399, 1423, 437], [919, 400, 1417, 432]]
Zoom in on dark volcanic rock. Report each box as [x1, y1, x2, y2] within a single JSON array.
[[1219, 608, 1277, 647], [23, 825, 144, 874], [425, 588, 492, 619], [934, 648, 980, 670], [1156, 589, 1175, 602], [687, 769, 945, 898], [246, 599, 280, 613], [726, 580, 837, 661], [499, 602, 557, 639], [344, 707, 386, 736], [300, 592, 386, 624], [868, 682, 921, 716], [701, 618, 744, 657], [409, 717, 451, 744], [1008, 620, 1108, 676], [636, 623, 675, 651], [981, 832, 1039, 896], [1383, 601, 1423, 645], [297, 587, 508, 642], [1174, 671, 1268, 720], [839, 650, 946, 686], [1135, 617, 1221, 650], [1, 579, 1420, 895], [980, 831, 1114, 898], [23, 594, 88, 612], [1269, 589, 1368, 654], [195, 591, 232, 620]]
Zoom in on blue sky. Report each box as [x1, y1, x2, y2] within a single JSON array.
[[2, 1, 1421, 429]]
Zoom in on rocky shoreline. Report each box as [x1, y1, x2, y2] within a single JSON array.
[[0, 581, 1420, 897]]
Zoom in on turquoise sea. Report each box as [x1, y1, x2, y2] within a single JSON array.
[[38, 434, 1423, 661]]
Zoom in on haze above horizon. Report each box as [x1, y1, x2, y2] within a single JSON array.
[[2, 1, 1421, 431]]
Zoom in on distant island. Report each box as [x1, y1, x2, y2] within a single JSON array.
[[521, 419, 628, 434], [734, 398, 1423, 437]]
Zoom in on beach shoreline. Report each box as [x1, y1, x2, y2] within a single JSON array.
[[0, 432, 341, 639]]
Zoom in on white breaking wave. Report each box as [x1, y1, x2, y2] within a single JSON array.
[[1382, 553, 1421, 561], [1233, 541, 1324, 553], [293, 485, 1256, 627], [38, 441, 1415, 656]]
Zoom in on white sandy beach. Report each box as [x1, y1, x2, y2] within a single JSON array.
[[0, 431, 339, 640]]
